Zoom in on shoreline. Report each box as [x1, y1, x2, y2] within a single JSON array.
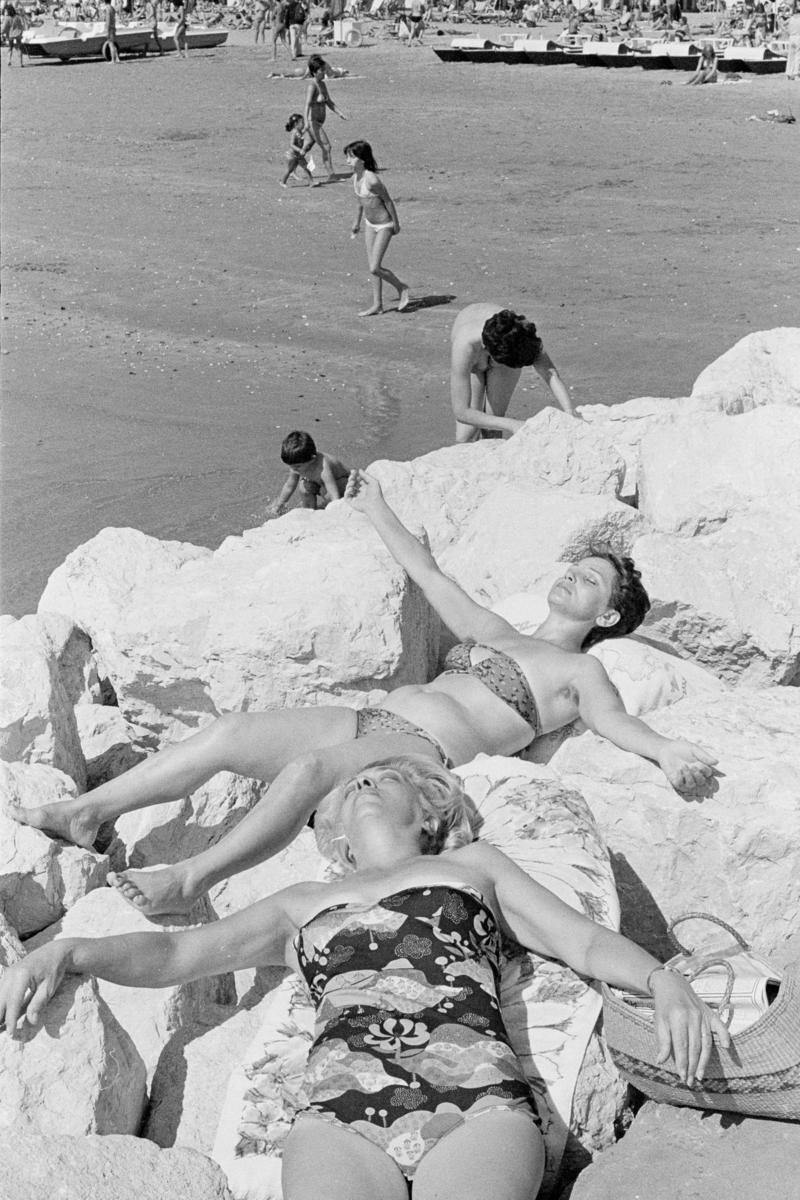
[[2, 32, 797, 616]]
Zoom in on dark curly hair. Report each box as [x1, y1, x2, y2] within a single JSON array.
[[581, 547, 651, 650], [280, 430, 317, 466], [481, 310, 544, 369]]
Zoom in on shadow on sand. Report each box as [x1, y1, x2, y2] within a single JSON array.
[[399, 293, 457, 314]]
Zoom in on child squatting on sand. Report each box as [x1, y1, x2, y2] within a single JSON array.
[[268, 430, 350, 516]]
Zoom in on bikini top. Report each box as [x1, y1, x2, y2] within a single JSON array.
[[442, 641, 541, 736], [353, 173, 374, 199]]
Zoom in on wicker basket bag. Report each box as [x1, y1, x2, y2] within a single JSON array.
[[601, 914, 800, 1121]]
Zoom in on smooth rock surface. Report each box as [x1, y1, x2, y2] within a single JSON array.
[[0, 976, 146, 1136], [0, 613, 87, 787], [567, 1101, 800, 1200], [75, 703, 148, 789], [0, 761, 108, 936], [548, 689, 800, 962], [439, 486, 643, 608], [0, 1131, 232, 1200], [635, 512, 800, 686], [637, 407, 800, 536], [144, 991, 286, 1152], [26, 888, 237, 1081], [38, 513, 436, 743], [371, 411, 626, 556], [108, 770, 268, 874], [690, 326, 800, 411]]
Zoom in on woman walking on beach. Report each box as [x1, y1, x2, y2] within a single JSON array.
[[347, 139, 409, 317], [303, 54, 347, 180], [172, 0, 188, 56]]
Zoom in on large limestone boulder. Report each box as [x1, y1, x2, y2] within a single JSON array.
[[27, 888, 237, 1081], [567, 1101, 800, 1200], [548, 688, 800, 963], [637, 407, 800, 536], [0, 1132, 232, 1200], [143, 991, 286, 1152], [0, 762, 108, 937], [75, 703, 148, 789], [439, 485, 643, 607], [108, 770, 268, 874], [38, 512, 437, 744], [371, 411, 626, 556], [635, 512, 800, 686], [0, 976, 146, 1136], [0, 614, 87, 788], [690, 326, 800, 411]]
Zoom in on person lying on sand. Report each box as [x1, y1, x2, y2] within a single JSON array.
[[0, 755, 729, 1200], [10, 474, 718, 918], [450, 303, 574, 443]]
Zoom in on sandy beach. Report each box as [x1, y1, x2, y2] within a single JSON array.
[[1, 26, 797, 616]]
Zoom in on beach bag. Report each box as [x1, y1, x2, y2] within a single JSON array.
[[601, 913, 800, 1120]]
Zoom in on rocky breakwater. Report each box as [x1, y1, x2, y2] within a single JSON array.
[[1, 328, 799, 1199]]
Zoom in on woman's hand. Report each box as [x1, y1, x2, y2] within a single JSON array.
[[351, 224, 361, 237], [345, 468, 384, 516], [0, 944, 72, 1038], [657, 739, 718, 794], [652, 969, 731, 1086]]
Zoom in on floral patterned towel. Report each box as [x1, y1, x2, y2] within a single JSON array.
[[212, 755, 619, 1199]]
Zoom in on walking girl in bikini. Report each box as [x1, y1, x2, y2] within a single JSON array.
[[303, 55, 347, 180], [346, 139, 409, 317]]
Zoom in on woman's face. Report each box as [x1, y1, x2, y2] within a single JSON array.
[[337, 767, 426, 840], [345, 150, 362, 170]]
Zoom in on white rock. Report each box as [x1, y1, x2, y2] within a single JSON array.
[[0, 911, 25, 967], [690, 326, 800, 411], [0, 615, 86, 787], [439, 485, 644, 607], [372, 409, 626, 556], [548, 689, 800, 962], [637, 407, 800, 536], [108, 770, 268, 874], [0, 976, 146, 1136], [0, 1131, 232, 1200], [75, 704, 149, 789], [39, 514, 437, 744], [26, 888, 237, 1082], [35, 611, 103, 706], [143, 989, 286, 1153], [0, 762, 108, 936], [635, 512, 800, 686]]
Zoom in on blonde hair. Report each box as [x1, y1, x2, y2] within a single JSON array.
[[314, 756, 481, 872]]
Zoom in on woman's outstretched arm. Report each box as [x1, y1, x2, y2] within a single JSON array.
[[346, 470, 514, 642], [0, 884, 309, 1037], [463, 840, 731, 1087]]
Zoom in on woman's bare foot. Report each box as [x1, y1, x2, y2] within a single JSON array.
[[8, 797, 100, 851], [358, 305, 383, 317], [108, 864, 199, 917], [397, 286, 410, 312]]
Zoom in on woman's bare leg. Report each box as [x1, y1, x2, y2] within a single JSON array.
[[107, 727, 443, 915], [9, 707, 356, 853], [360, 226, 407, 317], [283, 1116, 408, 1200], [455, 370, 489, 444], [414, 1111, 545, 1200]]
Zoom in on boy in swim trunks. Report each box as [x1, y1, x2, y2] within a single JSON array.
[[268, 430, 351, 516]]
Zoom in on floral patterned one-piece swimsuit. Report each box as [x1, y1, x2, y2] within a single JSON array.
[[293, 884, 541, 1179]]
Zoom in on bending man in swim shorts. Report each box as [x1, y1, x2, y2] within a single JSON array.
[[450, 303, 574, 443], [12, 473, 717, 916]]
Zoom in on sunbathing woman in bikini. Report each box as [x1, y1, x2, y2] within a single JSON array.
[[1, 756, 729, 1200], [11, 473, 717, 917]]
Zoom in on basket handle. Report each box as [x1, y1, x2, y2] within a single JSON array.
[[684, 956, 736, 1027], [667, 912, 750, 956]]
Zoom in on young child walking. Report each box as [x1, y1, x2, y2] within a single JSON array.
[[346, 139, 410, 317], [280, 113, 318, 188], [268, 431, 350, 515]]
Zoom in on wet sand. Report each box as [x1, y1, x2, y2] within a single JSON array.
[[1, 31, 798, 615]]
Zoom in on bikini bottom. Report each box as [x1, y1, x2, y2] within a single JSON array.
[[364, 218, 394, 232], [355, 707, 453, 768]]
